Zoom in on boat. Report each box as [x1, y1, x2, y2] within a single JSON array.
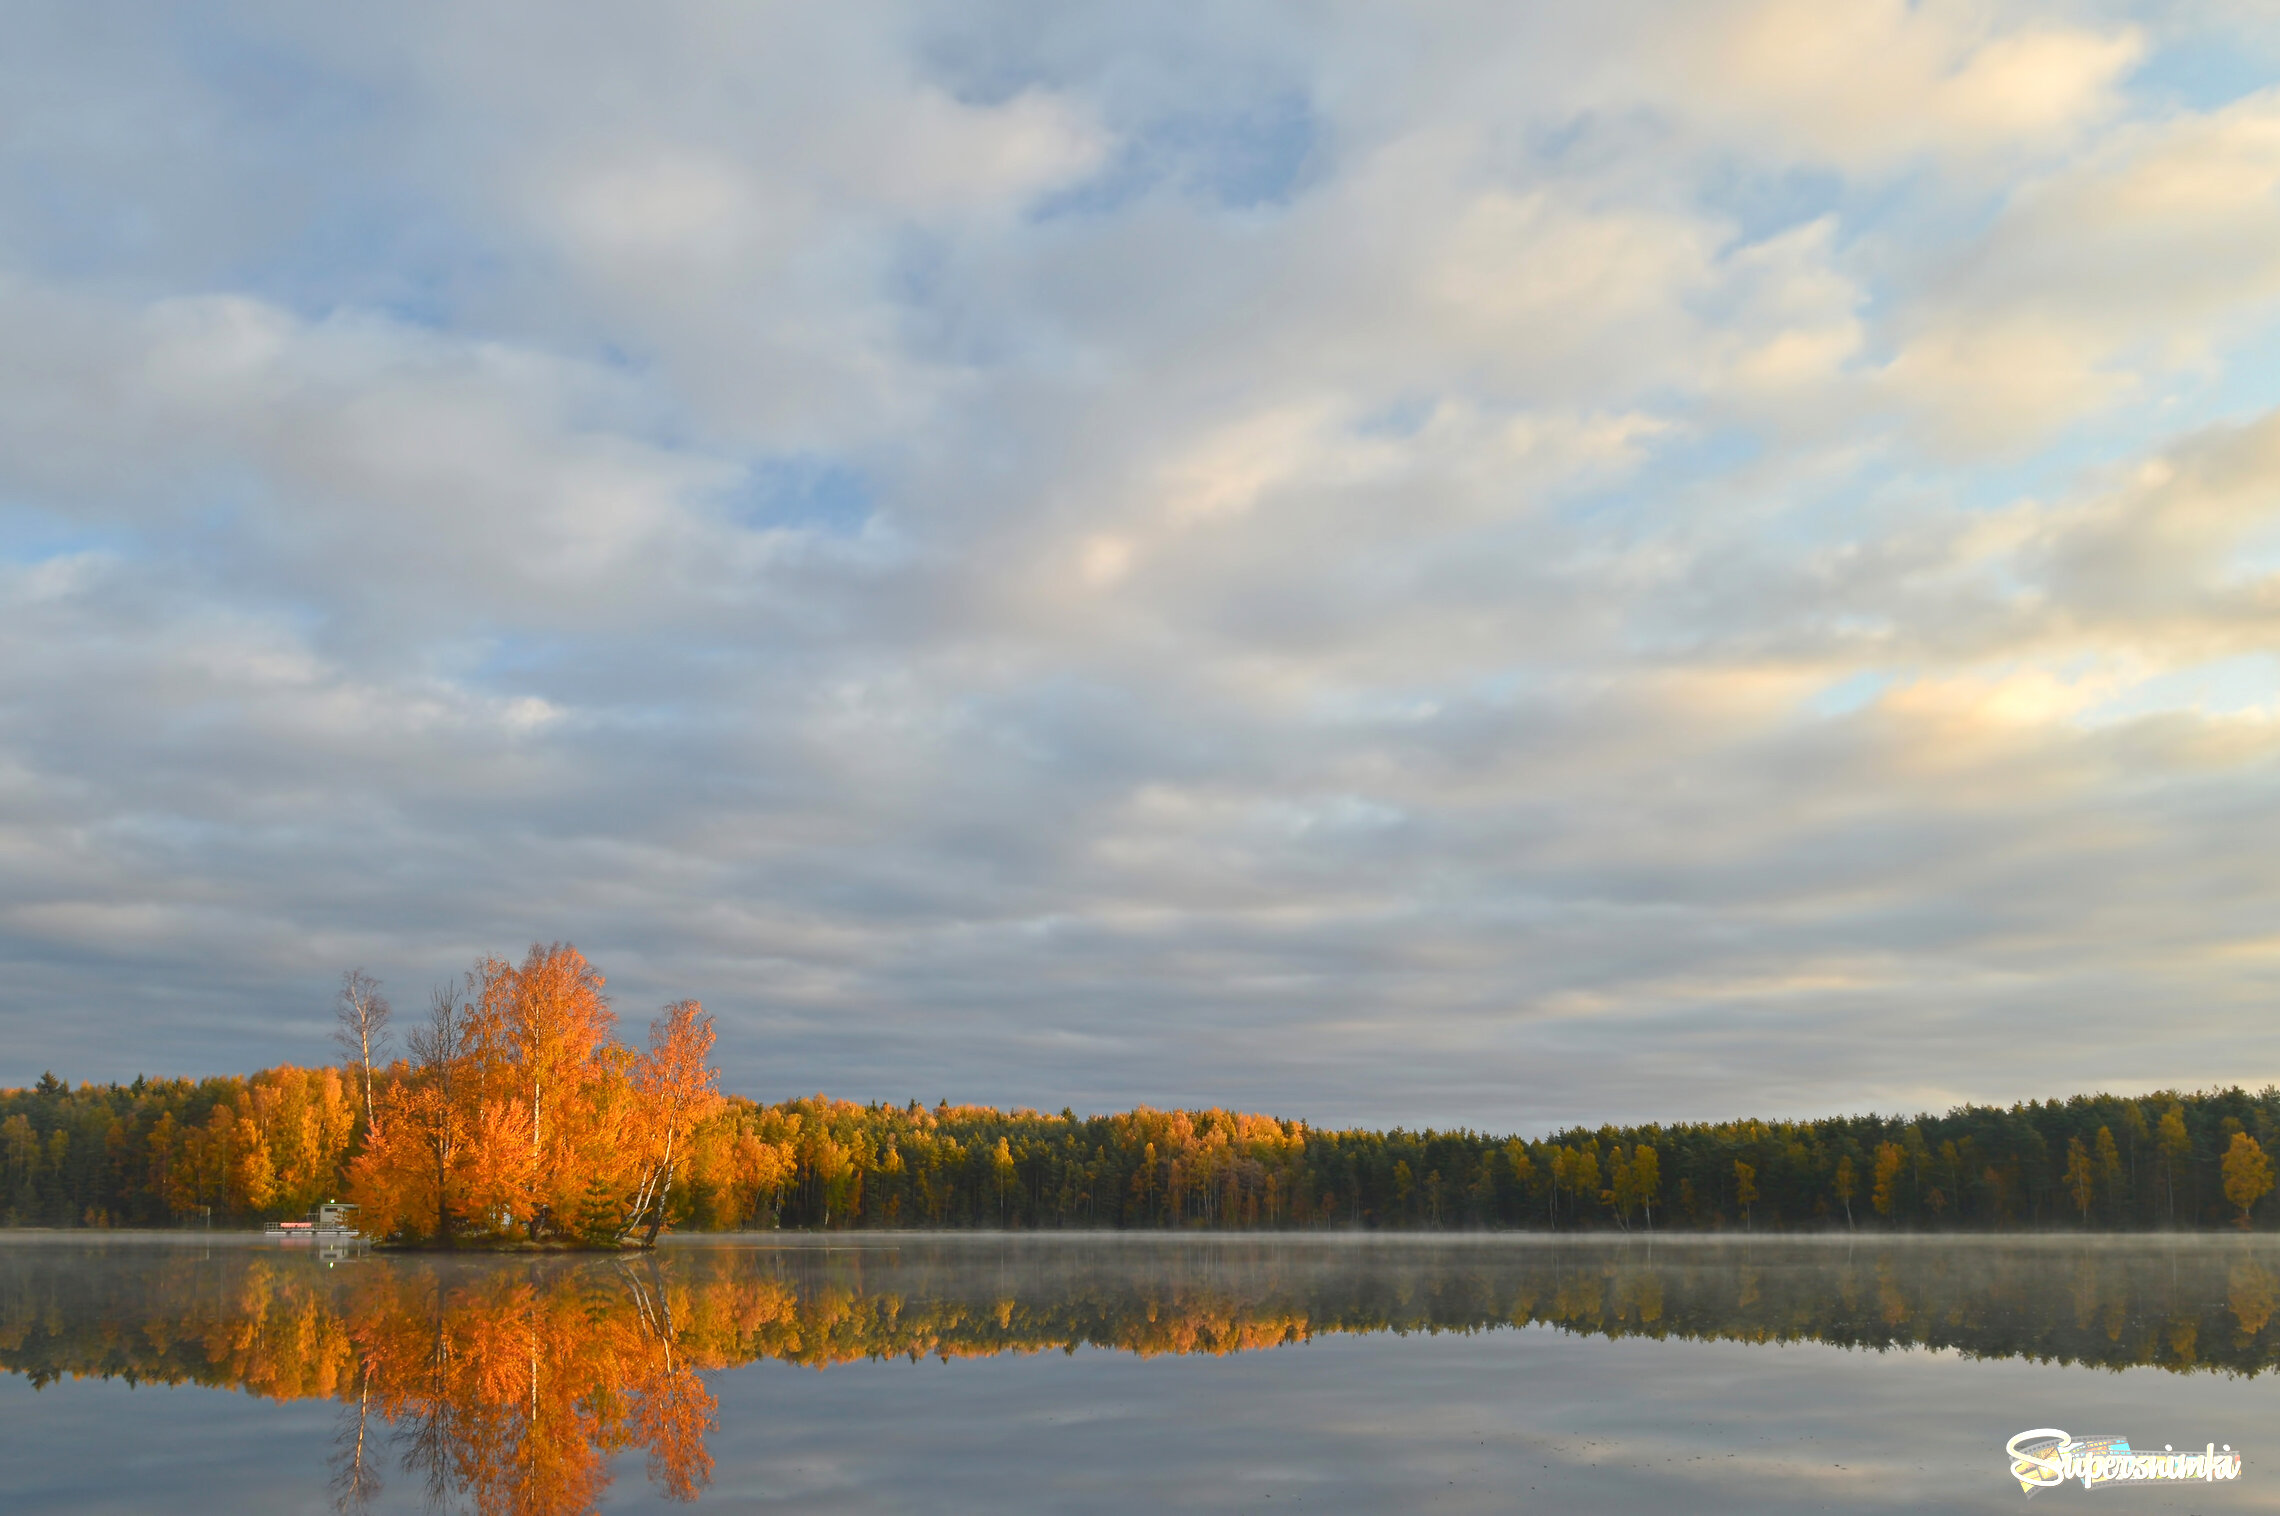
[[264, 1200, 363, 1242]]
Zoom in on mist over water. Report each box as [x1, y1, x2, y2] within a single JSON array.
[[5, 1233, 2278, 1512]]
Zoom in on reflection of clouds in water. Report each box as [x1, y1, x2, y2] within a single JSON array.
[[701, 1332, 2278, 1515]]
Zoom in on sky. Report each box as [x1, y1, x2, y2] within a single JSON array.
[[6, 2, 2280, 1132]]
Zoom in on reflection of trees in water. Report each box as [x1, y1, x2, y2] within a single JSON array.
[[11, 1240, 2280, 1511], [0, 1251, 712, 1515], [328, 1363, 382, 1512], [342, 1263, 714, 1514]]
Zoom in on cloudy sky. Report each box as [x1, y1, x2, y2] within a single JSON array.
[[7, 2, 2280, 1130]]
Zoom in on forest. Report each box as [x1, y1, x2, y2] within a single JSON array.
[[4, 949, 2280, 1235]]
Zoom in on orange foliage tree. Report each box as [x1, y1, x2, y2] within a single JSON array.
[[347, 945, 720, 1248], [627, 1001, 725, 1246]]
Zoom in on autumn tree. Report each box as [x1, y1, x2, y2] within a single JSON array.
[[1603, 1147, 1633, 1230], [991, 1137, 1019, 1226], [2064, 1137, 2095, 1225], [498, 944, 617, 1234], [1734, 1161, 1757, 1230], [2158, 1104, 2192, 1224], [1833, 1155, 1856, 1230], [333, 969, 392, 1134], [342, 949, 727, 1248], [625, 1001, 724, 1246], [351, 986, 471, 1244], [1504, 1139, 1533, 1192], [2222, 1133, 2274, 1229], [1871, 1142, 1904, 1222], [1575, 1146, 1601, 1220]]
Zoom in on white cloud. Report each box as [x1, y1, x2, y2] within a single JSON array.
[[1885, 90, 2280, 448], [8, 1, 2280, 1129], [1670, 0, 2141, 167]]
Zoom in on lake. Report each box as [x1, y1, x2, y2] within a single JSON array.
[[3, 1233, 2275, 1512]]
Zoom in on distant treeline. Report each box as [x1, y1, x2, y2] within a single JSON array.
[[7, 1068, 2280, 1232]]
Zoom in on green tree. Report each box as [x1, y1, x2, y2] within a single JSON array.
[[2094, 1126, 2123, 1223], [1901, 1124, 1930, 1213], [2120, 1102, 2151, 1208], [571, 1169, 624, 1246]]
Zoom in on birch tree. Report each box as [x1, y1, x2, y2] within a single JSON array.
[[624, 1001, 721, 1246], [333, 970, 392, 1133]]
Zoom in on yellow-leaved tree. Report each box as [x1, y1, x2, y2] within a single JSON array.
[[2222, 1132, 2274, 1230]]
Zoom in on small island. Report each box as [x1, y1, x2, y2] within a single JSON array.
[[338, 945, 721, 1250]]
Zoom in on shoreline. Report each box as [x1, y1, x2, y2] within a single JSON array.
[[7, 1226, 2280, 1249]]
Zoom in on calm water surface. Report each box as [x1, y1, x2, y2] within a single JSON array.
[[4, 1233, 2279, 1513]]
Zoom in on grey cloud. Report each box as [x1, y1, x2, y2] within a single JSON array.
[[5, 3, 2280, 1133]]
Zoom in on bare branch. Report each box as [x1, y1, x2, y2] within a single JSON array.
[[334, 969, 393, 1130]]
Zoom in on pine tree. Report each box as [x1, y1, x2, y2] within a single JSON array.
[[573, 1171, 626, 1248]]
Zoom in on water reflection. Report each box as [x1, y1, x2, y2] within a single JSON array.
[[5, 1235, 2280, 1513]]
